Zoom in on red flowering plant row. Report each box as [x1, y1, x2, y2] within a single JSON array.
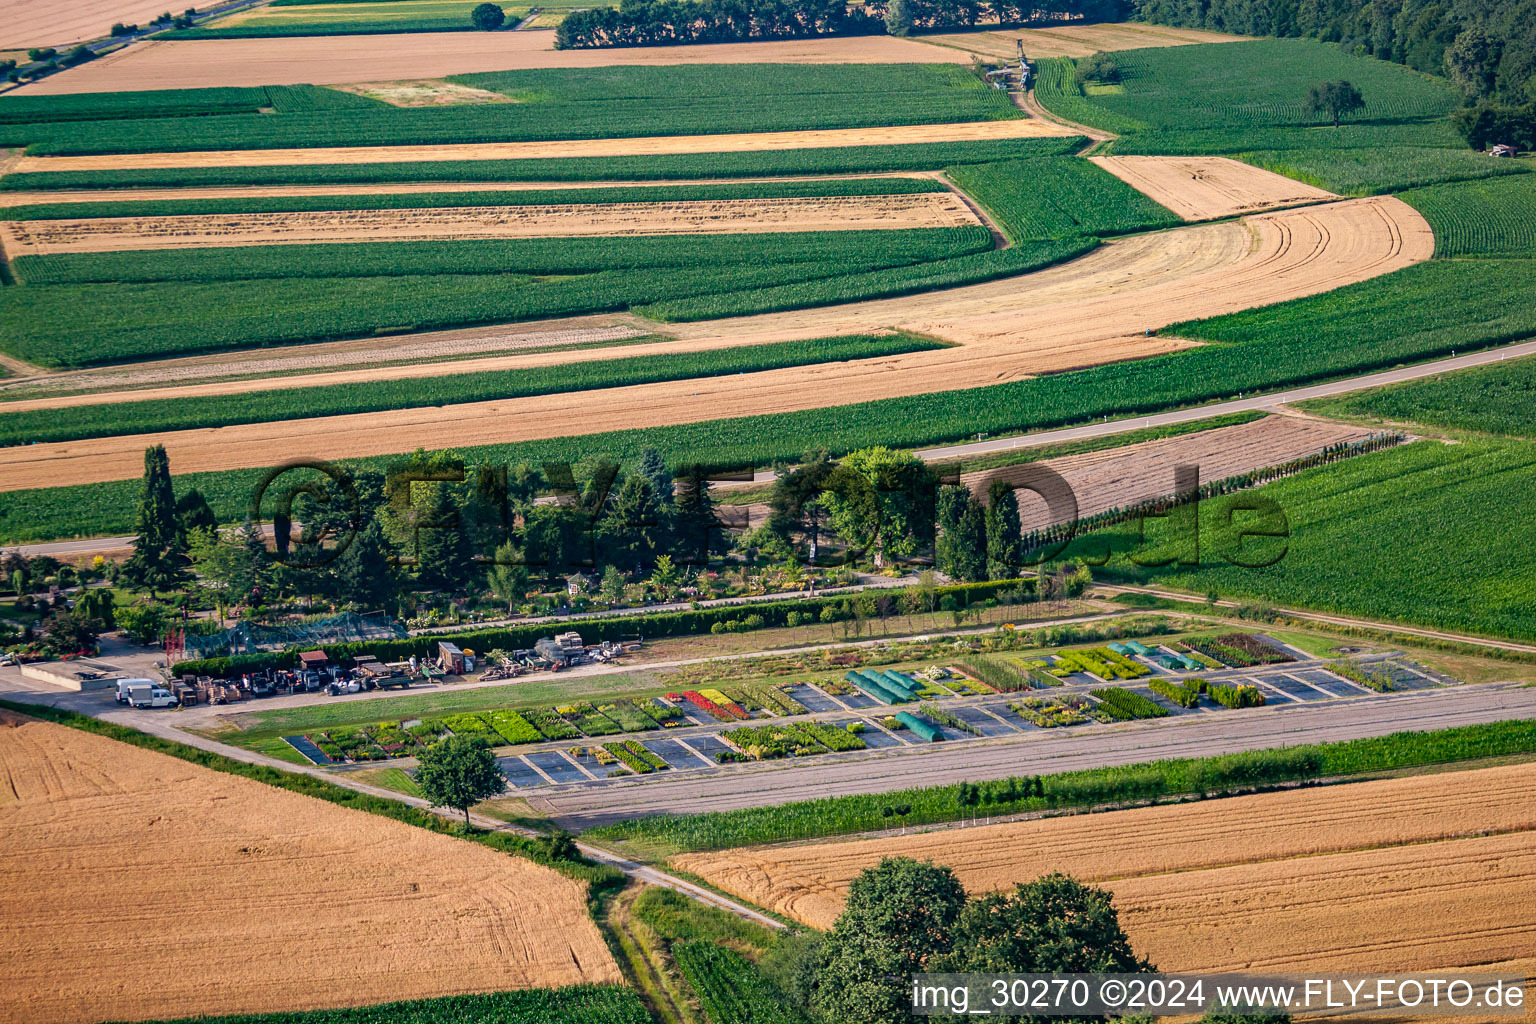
[[679, 690, 749, 721]]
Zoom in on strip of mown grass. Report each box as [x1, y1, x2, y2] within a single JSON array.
[[6, 258, 1536, 541], [1398, 173, 1536, 257], [11, 228, 987, 285], [0, 698, 622, 887], [0, 333, 944, 445], [98, 987, 651, 1024], [0, 231, 992, 367], [0, 137, 1083, 191], [944, 157, 1180, 240], [637, 238, 1096, 322], [584, 719, 1536, 856], [1298, 354, 1536, 440], [160, 17, 503, 35], [7, 65, 1019, 156], [0, 176, 947, 220]]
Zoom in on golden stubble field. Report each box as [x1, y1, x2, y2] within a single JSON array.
[[0, 710, 621, 1024], [11, 32, 974, 94], [1, 193, 980, 255], [674, 761, 1536, 978]]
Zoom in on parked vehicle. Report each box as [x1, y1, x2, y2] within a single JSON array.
[[126, 684, 177, 708], [116, 677, 160, 704]]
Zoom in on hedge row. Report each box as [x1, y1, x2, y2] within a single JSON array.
[[174, 579, 1032, 678]]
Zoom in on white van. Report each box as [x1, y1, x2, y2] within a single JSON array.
[[116, 677, 160, 704], [125, 683, 177, 709]]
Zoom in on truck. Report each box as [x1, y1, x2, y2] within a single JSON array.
[[116, 677, 161, 704], [125, 683, 177, 709]]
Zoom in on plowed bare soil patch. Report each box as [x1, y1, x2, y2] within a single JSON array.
[[922, 22, 1251, 59], [0, 197, 1432, 490], [964, 414, 1374, 530], [335, 79, 516, 107], [3, 193, 979, 255], [15, 119, 1073, 173], [10, 33, 972, 95], [1091, 155, 1339, 221], [674, 762, 1536, 978], [0, 709, 620, 1024]]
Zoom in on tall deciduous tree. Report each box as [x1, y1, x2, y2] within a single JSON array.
[[414, 735, 507, 826], [122, 445, 186, 598], [1305, 79, 1365, 126], [821, 447, 936, 569], [936, 484, 987, 582], [810, 857, 968, 1024]]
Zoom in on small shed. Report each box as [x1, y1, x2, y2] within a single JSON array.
[[1490, 143, 1518, 158], [437, 641, 465, 674], [298, 650, 328, 670]]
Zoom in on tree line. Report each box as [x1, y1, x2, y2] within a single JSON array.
[[555, 0, 1125, 48]]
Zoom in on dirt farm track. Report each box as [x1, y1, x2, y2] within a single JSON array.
[[0, 195, 1432, 492], [0, 710, 620, 1024], [676, 762, 1536, 978]]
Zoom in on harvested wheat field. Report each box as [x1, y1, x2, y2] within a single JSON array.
[[921, 22, 1251, 59], [15, 119, 1072, 174], [674, 761, 1536, 977], [961, 414, 1375, 530], [1091, 155, 1339, 220], [12, 33, 972, 95], [0, 196, 1431, 491], [0, 709, 620, 1024], [0, 0, 174, 47], [2, 194, 979, 255]]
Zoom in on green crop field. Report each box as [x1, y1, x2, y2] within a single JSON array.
[[1082, 39, 1457, 131], [0, 334, 943, 445], [636, 238, 1096, 321], [1032, 58, 1147, 136], [12, 229, 984, 285], [1399, 174, 1536, 257], [9, 258, 1534, 542], [1083, 438, 1536, 641], [0, 137, 1081, 191], [4, 65, 1019, 156], [1236, 147, 1531, 195], [0, 228, 992, 367], [945, 157, 1180, 240], [1300, 355, 1536, 440], [1, 177, 947, 221]]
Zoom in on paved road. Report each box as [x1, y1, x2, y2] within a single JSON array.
[[535, 683, 1536, 829]]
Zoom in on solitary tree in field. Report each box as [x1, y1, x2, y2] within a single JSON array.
[[1305, 80, 1364, 126], [470, 2, 505, 29], [415, 736, 506, 826], [884, 0, 913, 37]]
